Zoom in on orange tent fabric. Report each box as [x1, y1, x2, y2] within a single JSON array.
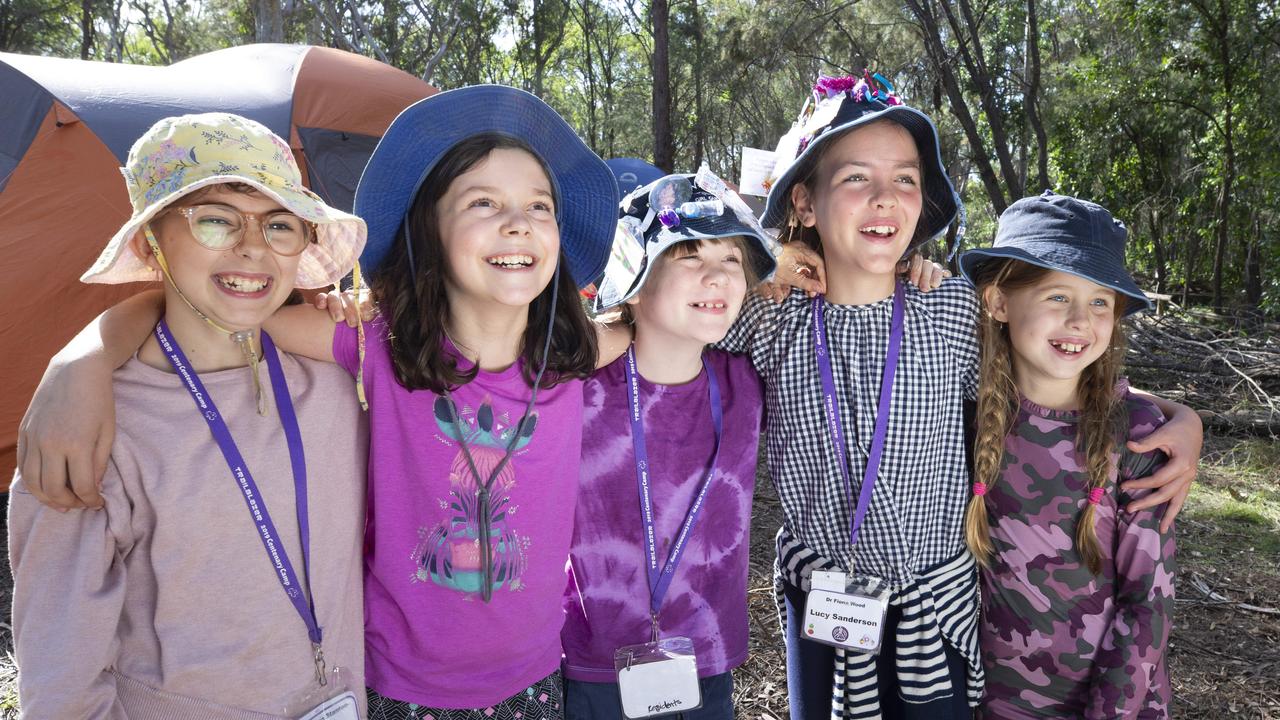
[[0, 45, 434, 491]]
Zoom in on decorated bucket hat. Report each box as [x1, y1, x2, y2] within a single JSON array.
[[82, 112, 366, 289], [761, 72, 960, 247], [593, 166, 778, 312], [959, 191, 1151, 316], [354, 85, 618, 288]]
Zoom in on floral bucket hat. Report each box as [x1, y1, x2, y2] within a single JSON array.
[[761, 72, 960, 248], [82, 112, 366, 289]]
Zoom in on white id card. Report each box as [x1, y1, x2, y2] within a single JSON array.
[[802, 577, 889, 653], [297, 691, 360, 720], [615, 636, 702, 719]]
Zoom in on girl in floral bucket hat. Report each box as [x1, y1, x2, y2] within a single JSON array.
[[713, 74, 1204, 720], [9, 113, 369, 719]]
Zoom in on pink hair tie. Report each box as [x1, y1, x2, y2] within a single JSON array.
[[1087, 487, 1106, 505], [972, 482, 988, 497]]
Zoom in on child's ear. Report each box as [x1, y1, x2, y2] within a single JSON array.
[[790, 184, 817, 228], [130, 229, 158, 270], [983, 285, 1010, 323]]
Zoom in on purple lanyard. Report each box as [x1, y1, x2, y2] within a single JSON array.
[[154, 321, 322, 648], [811, 280, 905, 550], [624, 345, 723, 621]]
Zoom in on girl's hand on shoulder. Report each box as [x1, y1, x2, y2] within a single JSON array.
[[898, 253, 950, 292], [760, 242, 827, 303], [1121, 398, 1204, 532], [312, 288, 375, 327], [18, 354, 114, 511]]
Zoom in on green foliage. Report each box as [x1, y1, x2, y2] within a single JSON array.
[[6, 0, 1278, 314]]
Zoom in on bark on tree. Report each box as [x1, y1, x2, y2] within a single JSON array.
[[650, 0, 674, 172], [255, 0, 284, 43]]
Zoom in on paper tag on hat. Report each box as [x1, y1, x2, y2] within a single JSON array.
[[738, 147, 776, 198], [802, 97, 842, 135]]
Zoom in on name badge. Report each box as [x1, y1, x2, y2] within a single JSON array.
[[615, 636, 702, 719], [802, 576, 889, 653]]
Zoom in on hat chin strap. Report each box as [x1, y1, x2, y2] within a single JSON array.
[[144, 226, 268, 416]]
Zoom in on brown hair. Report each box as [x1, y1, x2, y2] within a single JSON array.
[[777, 119, 943, 258], [965, 259, 1128, 575], [614, 235, 761, 324], [370, 133, 598, 394]]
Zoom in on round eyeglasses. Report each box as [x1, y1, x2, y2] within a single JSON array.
[[169, 204, 315, 256]]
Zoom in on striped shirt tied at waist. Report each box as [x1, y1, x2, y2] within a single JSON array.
[[773, 528, 984, 720]]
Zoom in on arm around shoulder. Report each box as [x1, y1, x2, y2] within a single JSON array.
[[18, 289, 164, 511], [263, 303, 341, 364]]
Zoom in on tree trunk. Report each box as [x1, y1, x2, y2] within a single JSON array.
[[256, 0, 285, 43], [80, 0, 94, 59], [1244, 214, 1262, 310], [940, 0, 1024, 199], [692, 0, 704, 169], [1024, 0, 1050, 191], [1148, 207, 1168, 295], [904, 0, 1008, 213], [650, 0, 674, 172]]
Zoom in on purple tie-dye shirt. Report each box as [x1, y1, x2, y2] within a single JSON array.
[[561, 349, 764, 682], [979, 383, 1176, 719]]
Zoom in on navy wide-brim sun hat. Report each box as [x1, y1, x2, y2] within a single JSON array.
[[354, 85, 618, 288], [594, 173, 778, 311], [606, 157, 665, 196], [761, 79, 959, 247], [959, 190, 1151, 316]]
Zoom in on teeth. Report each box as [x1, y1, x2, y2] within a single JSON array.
[[487, 254, 533, 268], [859, 225, 895, 236], [1051, 340, 1085, 353], [217, 275, 268, 292], [692, 302, 726, 309]]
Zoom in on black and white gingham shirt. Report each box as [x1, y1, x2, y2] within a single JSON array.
[[719, 277, 983, 717]]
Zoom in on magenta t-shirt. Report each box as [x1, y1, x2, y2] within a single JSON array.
[[561, 349, 764, 682], [334, 318, 584, 708]]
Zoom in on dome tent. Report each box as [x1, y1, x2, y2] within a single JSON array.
[[0, 44, 436, 489]]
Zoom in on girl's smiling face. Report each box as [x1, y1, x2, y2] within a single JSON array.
[[137, 184, 302, 332], [628, 237, 749, 349], [986, 269, 1119, 408], [790, 120, 923, 284], [435, 147, 560, 311]]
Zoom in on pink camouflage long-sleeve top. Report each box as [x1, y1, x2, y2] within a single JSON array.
[[978, 382, 1176, 719]]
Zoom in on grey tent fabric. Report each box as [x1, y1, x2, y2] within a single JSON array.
[[0, 45, 303, 162], [0, 60, 54, 194], [296, 126, 381, 213]]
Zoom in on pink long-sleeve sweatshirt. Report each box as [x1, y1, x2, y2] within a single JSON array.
[[8, 352, 368, 719]]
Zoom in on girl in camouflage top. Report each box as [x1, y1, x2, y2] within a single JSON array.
[[959, 192, 1175, 719]]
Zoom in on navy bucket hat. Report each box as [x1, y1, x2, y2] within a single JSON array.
[[959, 190, 1151, 316], [593, 168, 778, 312], [761, 72, 960, 246], [354, 85, 618, 288], [606, 157, 665, 196]]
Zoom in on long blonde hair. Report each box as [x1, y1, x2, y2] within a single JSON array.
[[965, 259, 1128, 575]]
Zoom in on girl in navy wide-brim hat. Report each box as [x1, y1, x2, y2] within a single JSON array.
[[959, 192, 1175, 718]]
